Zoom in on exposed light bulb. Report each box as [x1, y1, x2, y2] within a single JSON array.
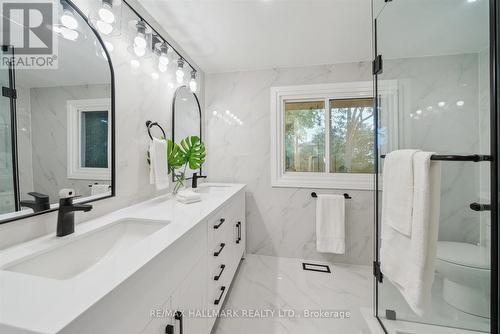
[[61, 27, 78, 41], [134, 33, 146, 49], [134, 45, 145, 57], [159, 53, 169, 66], [98, 0, 115, 24], [189, 70, 197, 92], [96, 20, 113, 35], [130, 59, 140, 69], [61, 9, 78, 30], [176, 58, 185, 84]]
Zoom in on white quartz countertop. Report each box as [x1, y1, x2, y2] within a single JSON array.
[[0, 183, 246, 334]]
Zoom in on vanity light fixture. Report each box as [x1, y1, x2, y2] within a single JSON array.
[[132, 20, 148, 57], [99, 0, 115, 24], [176, 58, 185, 84], [157, 43, 169, 72], [60, 1, 78, 30], [189, 70, 198, 92]]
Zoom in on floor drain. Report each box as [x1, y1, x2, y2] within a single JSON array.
[[302, 262, 331, 273]]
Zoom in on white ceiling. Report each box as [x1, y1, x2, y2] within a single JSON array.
[[139, 0, 489, 74], [139, 0, 373, 73]]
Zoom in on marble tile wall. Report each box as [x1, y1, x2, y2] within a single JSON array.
[[382, 54, 481, 244], [205, 62, 374, 265], [0, 0, 204, 250], [205, 54, 483, 265]]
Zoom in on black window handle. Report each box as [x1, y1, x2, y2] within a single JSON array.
[[174, 311, 183, 334], [214, 218, 225, 229], [236, 222, 241, 244], [214, 264, 226, 281], [214, 286, 226, 305], [214, 243, 226, 257]]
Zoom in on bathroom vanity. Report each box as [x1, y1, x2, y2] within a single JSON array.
[[0, 183, 245, 334]]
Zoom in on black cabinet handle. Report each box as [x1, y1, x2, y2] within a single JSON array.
[[214, 243, 225, 257], [214, 286, 226, 305], [165, 324, 174, 334], [236, 221, 241, 244], [214, 264, 226, 281], [174, 311, 183, 334], [214, 218, 225, 229]]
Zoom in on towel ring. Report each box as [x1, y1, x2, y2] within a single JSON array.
[[311, 192, 351, 199], [146, 120, 166, 140]]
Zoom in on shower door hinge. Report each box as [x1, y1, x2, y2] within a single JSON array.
[[373, 261, 383, 283], [372, 55, 383, 75], [2, 86, 16, 99]]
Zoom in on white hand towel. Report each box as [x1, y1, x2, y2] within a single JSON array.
[[177, 189, 201, 201], [316, 194, 345, 254], [149, 138, 169, 190], [176, 189, 202, 204], [380, 151, 441, 316], [90, 184, 110, 196], [382, 149, 419, 237]]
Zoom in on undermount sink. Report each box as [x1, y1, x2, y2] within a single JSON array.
[[3, 218, 170, 280]]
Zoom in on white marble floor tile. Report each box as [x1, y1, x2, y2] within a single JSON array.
[[212, 254, 373, 334]]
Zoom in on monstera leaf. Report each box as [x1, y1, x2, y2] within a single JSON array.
[[179, 136, 206, 170], [167, 139, 185, 173]]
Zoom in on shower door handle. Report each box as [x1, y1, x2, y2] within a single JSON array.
[[470, 202, 491, 211]]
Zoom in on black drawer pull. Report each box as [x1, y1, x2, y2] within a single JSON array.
[[174, 311, 183, 334], [214, 243, 226, 257], [214, 218, 225, 229], [214, 286, 226, 305], [214, 264, 226, 281], [236, 221, 241, 244]]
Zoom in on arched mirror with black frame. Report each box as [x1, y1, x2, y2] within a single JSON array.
[[0, 0, 115, 224], [172, 85, 203, 179]]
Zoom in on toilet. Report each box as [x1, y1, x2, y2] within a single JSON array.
[[435, 241, 490, 318]]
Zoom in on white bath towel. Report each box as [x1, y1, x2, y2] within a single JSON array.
[[316, 194, 345, 254], [380, 151, 441, 316], [90, 184, 110, 196], [382, 149, 419, 237], [149, 138, 169, 190]]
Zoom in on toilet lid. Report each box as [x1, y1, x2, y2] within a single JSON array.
[[437, 241, 490, 270]]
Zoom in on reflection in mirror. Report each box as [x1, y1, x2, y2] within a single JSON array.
[[172, 85, 202, 176], [0, 0, 114, 222]]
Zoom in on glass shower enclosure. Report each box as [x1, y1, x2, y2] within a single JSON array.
[[0, 46, 18, 215], [373, 0, 497, 333]]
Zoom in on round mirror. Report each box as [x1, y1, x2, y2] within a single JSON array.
[[172, 85, 202, 176]]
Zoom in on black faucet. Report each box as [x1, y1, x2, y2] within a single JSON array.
[[57, 195, 92, 237], [187, 172, 207, 189], [20, 192, 50, 212]]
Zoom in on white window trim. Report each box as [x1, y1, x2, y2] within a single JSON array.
[[270, 81, 398, 190], [67, 98, 111, 180]]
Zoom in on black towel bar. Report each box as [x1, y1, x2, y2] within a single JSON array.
[[311, 192, 351, 199], [380, 154, 492, 162], [146, 120, 166, 140]]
